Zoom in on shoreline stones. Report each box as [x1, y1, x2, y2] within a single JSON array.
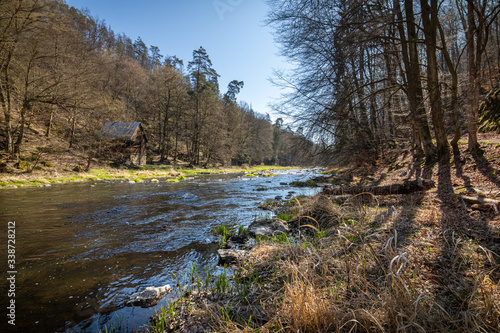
[[248, 218, 289, 238], [217, 249, 249, 266]]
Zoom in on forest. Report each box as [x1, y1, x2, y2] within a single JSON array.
[[0, 0, 314, 168], [267, 0, 500, 165]]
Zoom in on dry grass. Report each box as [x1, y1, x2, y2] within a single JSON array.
[[195, 191, 500, 333]]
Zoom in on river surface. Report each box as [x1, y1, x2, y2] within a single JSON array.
[[0, 169, 320, 333]]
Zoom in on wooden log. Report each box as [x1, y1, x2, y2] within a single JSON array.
[[322, 180, 435, 196]]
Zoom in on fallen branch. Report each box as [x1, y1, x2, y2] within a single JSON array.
[[450, 193, 499, 211], [322, 180, 435, 196]]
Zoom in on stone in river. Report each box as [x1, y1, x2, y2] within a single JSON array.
[[128, 285, 172, 307]]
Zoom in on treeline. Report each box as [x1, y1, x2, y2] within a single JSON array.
[[267, 0, 500, 164], [0, 0, 314, 166]]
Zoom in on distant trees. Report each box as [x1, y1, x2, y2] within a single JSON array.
[[0, 0, 314, 167], [267, 0, 500, 164]]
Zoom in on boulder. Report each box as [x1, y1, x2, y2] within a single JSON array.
[[248, 218, 289, 238], [128, 284, 172, 307], [217, 249, 248, 266]]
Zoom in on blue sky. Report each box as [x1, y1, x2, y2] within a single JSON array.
[[65, 0, 291, 120]]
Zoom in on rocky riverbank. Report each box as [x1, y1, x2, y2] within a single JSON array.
[[137, 142, 499, 333]]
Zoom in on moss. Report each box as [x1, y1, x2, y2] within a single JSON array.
[[290, 180, 318, 187], [41, 161, 55, 168], [261, 173, 278, 177], [16, 160, 30, 170]]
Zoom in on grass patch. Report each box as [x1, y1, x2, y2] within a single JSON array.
[[276, 212, 293, 221]]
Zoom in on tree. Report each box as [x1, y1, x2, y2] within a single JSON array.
[[457, 0, 500, 153], [223, 80, 244, 104], [420, 0, 449, 158], [187, 46, 220, 164]]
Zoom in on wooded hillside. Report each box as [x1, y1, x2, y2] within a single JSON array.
[[0, 0, 315, 167]]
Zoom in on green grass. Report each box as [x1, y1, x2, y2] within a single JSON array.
[[276, 212, 293, 222], [214, 224, 236, 248], [237, 225, 249, 236], [0, 165, 298, 189], [214, 224, 234, 237]]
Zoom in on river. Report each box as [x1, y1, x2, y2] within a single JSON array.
[[0, 169, 320, 332]]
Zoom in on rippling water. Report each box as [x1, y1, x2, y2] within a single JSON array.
[[0, 169, 320, 332]]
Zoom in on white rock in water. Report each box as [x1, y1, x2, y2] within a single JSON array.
[[128, 284, 172, 307], [128, 180, 136, 184], [151, 179, 159, 183]]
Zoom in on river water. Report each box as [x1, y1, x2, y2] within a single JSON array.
[[0, 169, 320, 333]]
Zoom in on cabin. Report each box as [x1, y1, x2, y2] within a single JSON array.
[[98, 122, 148, 165]]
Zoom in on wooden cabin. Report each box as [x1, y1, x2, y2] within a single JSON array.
[[99, 122, 147, 165]]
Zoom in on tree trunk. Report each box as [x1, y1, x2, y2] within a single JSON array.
[[421, 0, 448, 158], [437, 20, 461, 156], [160, 90, 171, 162], [46, 107, 54, 137], [466, 1, 480, 153], [405, 0, 435, 160], [69, 116, 76, 148], [14, 101, 29, 154]]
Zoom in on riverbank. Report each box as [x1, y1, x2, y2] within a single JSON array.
[[140, 141, 500, 333], [0, 164, 295, 189]]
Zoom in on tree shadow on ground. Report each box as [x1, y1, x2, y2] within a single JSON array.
[[472, 152, 500, 188], [406, 157, 434, 182], [453, 155, 472, 189], [429, 155, 500, 329]]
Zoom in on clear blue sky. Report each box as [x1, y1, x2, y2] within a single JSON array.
[[65, 0, 291, 120]]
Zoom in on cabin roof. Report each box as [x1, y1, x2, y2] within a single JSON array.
[[99, 122, 143, 141]]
